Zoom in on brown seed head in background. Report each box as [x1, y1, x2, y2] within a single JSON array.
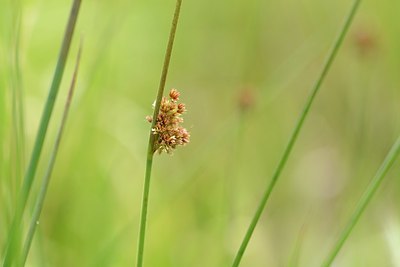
[[238, 87, 256, 112], [353, 25, 378, 57]]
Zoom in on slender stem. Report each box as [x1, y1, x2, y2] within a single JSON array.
[[9, 0, 24, 208], [136, 157, 154, 267], [136, 1, 183, 266], [14, 2, 26, 178], [15, 4, 26, 174], [321, 136, 400, 266], [231, 1, 362, 266], [6, 1, 26, 254], [288, 219, 308, 267], [2, 1, 82, 266], [18, 42, 82, 267]]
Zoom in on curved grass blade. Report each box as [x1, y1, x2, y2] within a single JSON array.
[[2, 1, 82, 266], [231, 0, 362, 266], [321, 136, 400, 266], [18, 41, 83, 267]]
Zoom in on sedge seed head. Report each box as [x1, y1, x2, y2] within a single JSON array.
[[146, 88, 190, 154], [169, 88, 180, 101]]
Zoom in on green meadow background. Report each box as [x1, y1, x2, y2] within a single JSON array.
[[1, 0, 400, 266]]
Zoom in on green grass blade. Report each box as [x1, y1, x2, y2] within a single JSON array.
[[288, 220, 309, 267], [321, 136, 400, 266], [10, 2, 25, 202], [18, 42, 82, 267], [14, 4, 26, 176], [231, 0, 362, 266], [2, 1, 82, 266], [0, 20, 9, 244], [136, 1, 183, 266], [136, 156, 154, 267], [0, 0, 25, 216]]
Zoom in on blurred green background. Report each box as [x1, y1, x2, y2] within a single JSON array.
[[1, 0, 400, 266]]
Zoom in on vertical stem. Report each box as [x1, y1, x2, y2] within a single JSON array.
[[321, 137, 400, 266], [231, 0, 362, 266], [136, 157, 154, 267], [13, 2, 26, 179], [219, 110, 247, 265], [136, 0, 183, 266], [18, 42, 82, 267], [9, 0, 24, 208], [2, 1, 82, 266]]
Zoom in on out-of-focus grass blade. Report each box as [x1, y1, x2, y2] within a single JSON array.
[[2, 0, 82, 266], [288, 221, 308, 267], [321, 136, 400, 266], [0, 18, 9, 247], [384, 215, 400, 266], [19, 41, 83, 267], [0, 0, 24, 232], [10, 1, 25, 187], [231, 0, 362, 266], [10, 1, 25, 205]]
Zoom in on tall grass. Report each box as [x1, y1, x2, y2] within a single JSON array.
[[322, 136, 400, 266], [0, 0, 24, 233], [0, 22, 8, 250], [2, 1, 82, 266], [10, 3, 26, 201], [231, 0, 362, 265], [136, 0, 183, 266], [19, 42, 83, 267], [2, 0, 400, 266]]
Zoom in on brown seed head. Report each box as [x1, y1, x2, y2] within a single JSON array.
[[146, 88, 190, 154], [353, 26, 377, 57], [169, 88, 180, 101], [177, 103, 186, 114], [238, 87, 255, 112]]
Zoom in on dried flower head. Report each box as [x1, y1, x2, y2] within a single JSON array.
[[353, 26, 377, 57], [238, 87, 255, 112], [147, 88, 190, 154], [169, 88, 180, 101]]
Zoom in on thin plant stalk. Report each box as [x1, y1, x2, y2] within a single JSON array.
[[1, 0, 25, 220], [10, 2, 25, 204], [18, 43, 83, 267], [231, 0, 362, 266], [2, 1, 82, 266], [288, 219, 309, 267], [219, 106, 249, 265], [322, 136, 400, 266], [136, 1, 183, 267]]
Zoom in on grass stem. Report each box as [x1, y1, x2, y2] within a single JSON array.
[[321, 136, 400, 266], [18, 42, 82, 267], [231, 0, 362, 266], [10, 3, 25, 206], [136, 1, 183, 266], [2, 1, 82, 266]]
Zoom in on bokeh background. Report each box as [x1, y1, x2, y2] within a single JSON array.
[[1, 0, 400, 266]]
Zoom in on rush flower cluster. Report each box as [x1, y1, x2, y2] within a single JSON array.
[[146, 89, 190, 154]]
